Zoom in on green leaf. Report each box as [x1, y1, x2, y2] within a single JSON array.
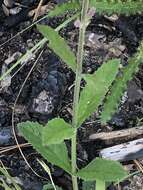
[[77, 158, 128, 182], [101, 41, 143, 124], [37, 25, 76, 72], [42, 118, 75, 145], [78, 59, 120, 126], [18, 121, 71, 174], [48, 2, 80, 17], [90, 1, 143, 15]]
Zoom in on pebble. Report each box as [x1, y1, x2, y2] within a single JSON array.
[[0, 64, 11, 90], [27, 39, 34, 48], [9, 7, 22, 15], [5, 51, 22, 65], [31, 90, 54, 115], [0, 128, 12, 145]]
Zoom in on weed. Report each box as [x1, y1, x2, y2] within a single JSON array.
[[1, 1, 143, 190]]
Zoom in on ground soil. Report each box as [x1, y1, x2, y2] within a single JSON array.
[[0, 1, 143, 190]]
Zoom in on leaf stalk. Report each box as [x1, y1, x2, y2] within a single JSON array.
[[71, 0, 89, 189]]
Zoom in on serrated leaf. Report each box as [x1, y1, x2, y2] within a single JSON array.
[[42, 118, 75, 145], [77, 158, 128, 182], [90, 1, 143, 15], [18, 121, 71, 174], [78, 59, 120, 126], [48, 1, 80, 17], [101, 42, 143, 124], [37, 25, 76, 72]]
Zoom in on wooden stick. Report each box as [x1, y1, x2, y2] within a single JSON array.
[[33, 0, 44, 22], [134, 159, 143, 174], [89, 126, 143, 145], [100, 138, 143, 161]]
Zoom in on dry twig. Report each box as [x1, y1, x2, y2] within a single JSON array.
[[33, 0, 44, 22], [134, 159, 143, 174]]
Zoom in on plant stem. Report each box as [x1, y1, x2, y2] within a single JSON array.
[[71, 1, 89, 190], [96, 179, 106, 190]]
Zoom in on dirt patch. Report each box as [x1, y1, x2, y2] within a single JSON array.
[[0, 1, 143, 189]]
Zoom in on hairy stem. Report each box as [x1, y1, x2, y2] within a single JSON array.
[[96, 179, 106, 190], [71, 1, 89, 190]]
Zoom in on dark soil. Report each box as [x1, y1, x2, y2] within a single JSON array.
[[0, 1, 143, 190]]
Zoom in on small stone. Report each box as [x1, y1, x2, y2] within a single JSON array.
[[0, 64, 11, 90], [86, 32, 105, 49], [74, 19, 81, 28], [87, 7, 96, 18], [9, 7, 22, 15], [27, 39, 34, 48], [31, 90, 54, 114], [0, 128, 11, 145], [5, 52, 22, 65]]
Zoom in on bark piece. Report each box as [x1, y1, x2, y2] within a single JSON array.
[[89, 126, 143, 145], [100, 138, 143, 161]]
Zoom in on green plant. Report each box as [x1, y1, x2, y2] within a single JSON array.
[[1, 1, 143, 190], [0, 164, 21, 190], [101, 43, 143, 124]]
